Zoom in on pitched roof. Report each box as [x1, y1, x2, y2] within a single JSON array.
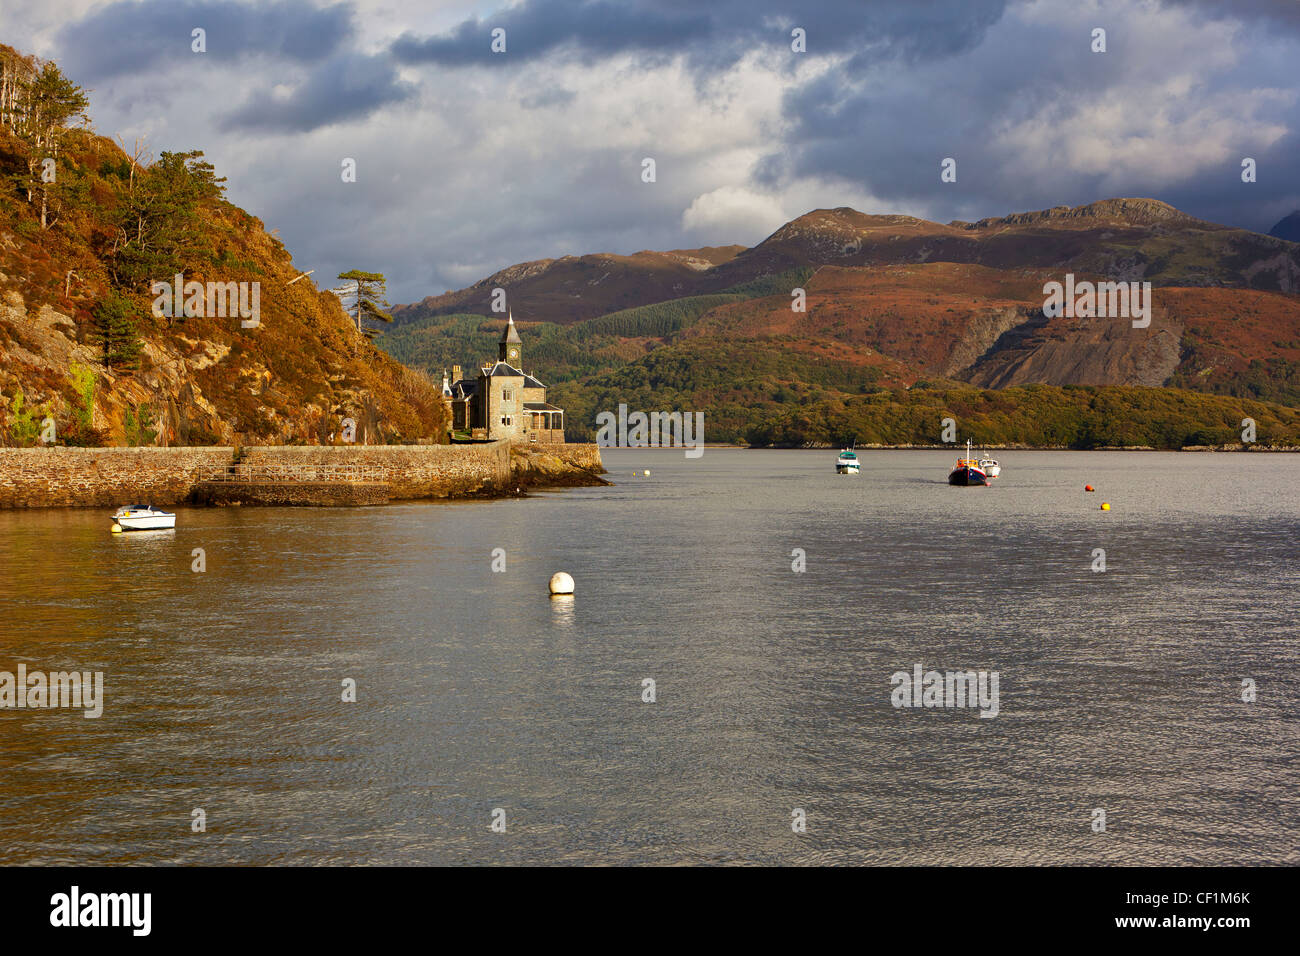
[[485, 362, 525, 378], [500, 311, 522, 344]]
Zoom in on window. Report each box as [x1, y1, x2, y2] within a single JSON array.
[[502, 388, 513, 401]]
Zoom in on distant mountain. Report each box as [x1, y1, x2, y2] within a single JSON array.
[[710, 198, 1299, 291], [1269, 210, 1300, 242], [391, 246, 745, 326], [683, 262, 1300, 395], [395, 198, 1300, 330], [383, 197, 1300, 447]]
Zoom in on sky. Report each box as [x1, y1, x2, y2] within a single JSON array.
[[4, 0, 1299, 303]]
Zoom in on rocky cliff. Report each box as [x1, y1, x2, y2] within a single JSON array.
[[0, 43, 447, 449]]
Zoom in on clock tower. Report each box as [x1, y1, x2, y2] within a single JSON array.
[[499, 310, 523, 366]]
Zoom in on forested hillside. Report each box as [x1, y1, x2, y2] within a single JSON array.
[[0, 44, 446, 447], [386, 200, 1300, 448]]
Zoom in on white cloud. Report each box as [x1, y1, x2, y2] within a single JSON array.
[[681, 186, 787, 241]]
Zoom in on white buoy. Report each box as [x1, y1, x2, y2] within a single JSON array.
[[110, 523, 123, 534], [549, 571, 575, 595], [643, 470, 650, 476]]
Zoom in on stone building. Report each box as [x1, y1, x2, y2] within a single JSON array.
[[444, 313, 565, 443]]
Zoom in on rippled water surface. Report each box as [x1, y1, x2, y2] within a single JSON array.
[[0, 449, 1296, 865]]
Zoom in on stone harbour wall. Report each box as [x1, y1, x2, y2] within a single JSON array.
[[0, 446, 236, 508], [236, 441, 512, 499], [0, 440, 603, 508], [191, 480, 392, 507]]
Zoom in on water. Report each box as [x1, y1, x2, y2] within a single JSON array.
[[0, 449, 1295, 865]]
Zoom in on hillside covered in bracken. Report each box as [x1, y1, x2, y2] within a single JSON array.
[[0, 44, 447, 448], [384, 199, 1300, 447]]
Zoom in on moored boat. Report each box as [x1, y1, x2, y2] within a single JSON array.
[[836, 449, 860, 474], [948, 440, 989, 486], [979, 452, 1001, 478], [111, 505, 176, 532]]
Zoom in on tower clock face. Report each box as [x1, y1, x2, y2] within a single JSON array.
[[509, 348, 518, 360]]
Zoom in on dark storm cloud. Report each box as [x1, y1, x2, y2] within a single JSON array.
[[219, 50, 415, 132], [1159, 128, 1300, 233], [770, 10, 1074, 203], [391, 0, 709, 65], [55, 0, 352, 82], [386, 0, 1298, 237], [390, 0, 1009, 68], [765, 1, 1300, 235], [1165, 0, 1300, 31]]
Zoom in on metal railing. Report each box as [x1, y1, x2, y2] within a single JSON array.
[[198, 463, 389, 483]]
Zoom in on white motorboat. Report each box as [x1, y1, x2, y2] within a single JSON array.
[[111, 504, 176, 532], [979, 455, 1001, 478], [836, 449, 860, 474]]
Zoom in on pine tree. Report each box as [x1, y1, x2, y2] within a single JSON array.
[[91, 293, 142, 371], [334, 270, 393, 337], [109, 150, 226, 289], [0, 58, 90, 229]]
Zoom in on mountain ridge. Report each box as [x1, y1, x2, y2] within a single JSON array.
[[1270, 210, 1300, 242], [382, 198, 1300, 446], [395, 197, 1300, 330]]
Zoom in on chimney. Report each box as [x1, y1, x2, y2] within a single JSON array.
[[452, 365, 462, 382]]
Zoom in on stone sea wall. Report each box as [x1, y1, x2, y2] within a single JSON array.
[[236, 441, 512, 499], [191, 480, 392, 507], [0, 446, 236, 508], [0, 441, 604, 508]]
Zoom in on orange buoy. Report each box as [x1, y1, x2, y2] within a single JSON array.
[[1085, 484, 1094, 492]]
